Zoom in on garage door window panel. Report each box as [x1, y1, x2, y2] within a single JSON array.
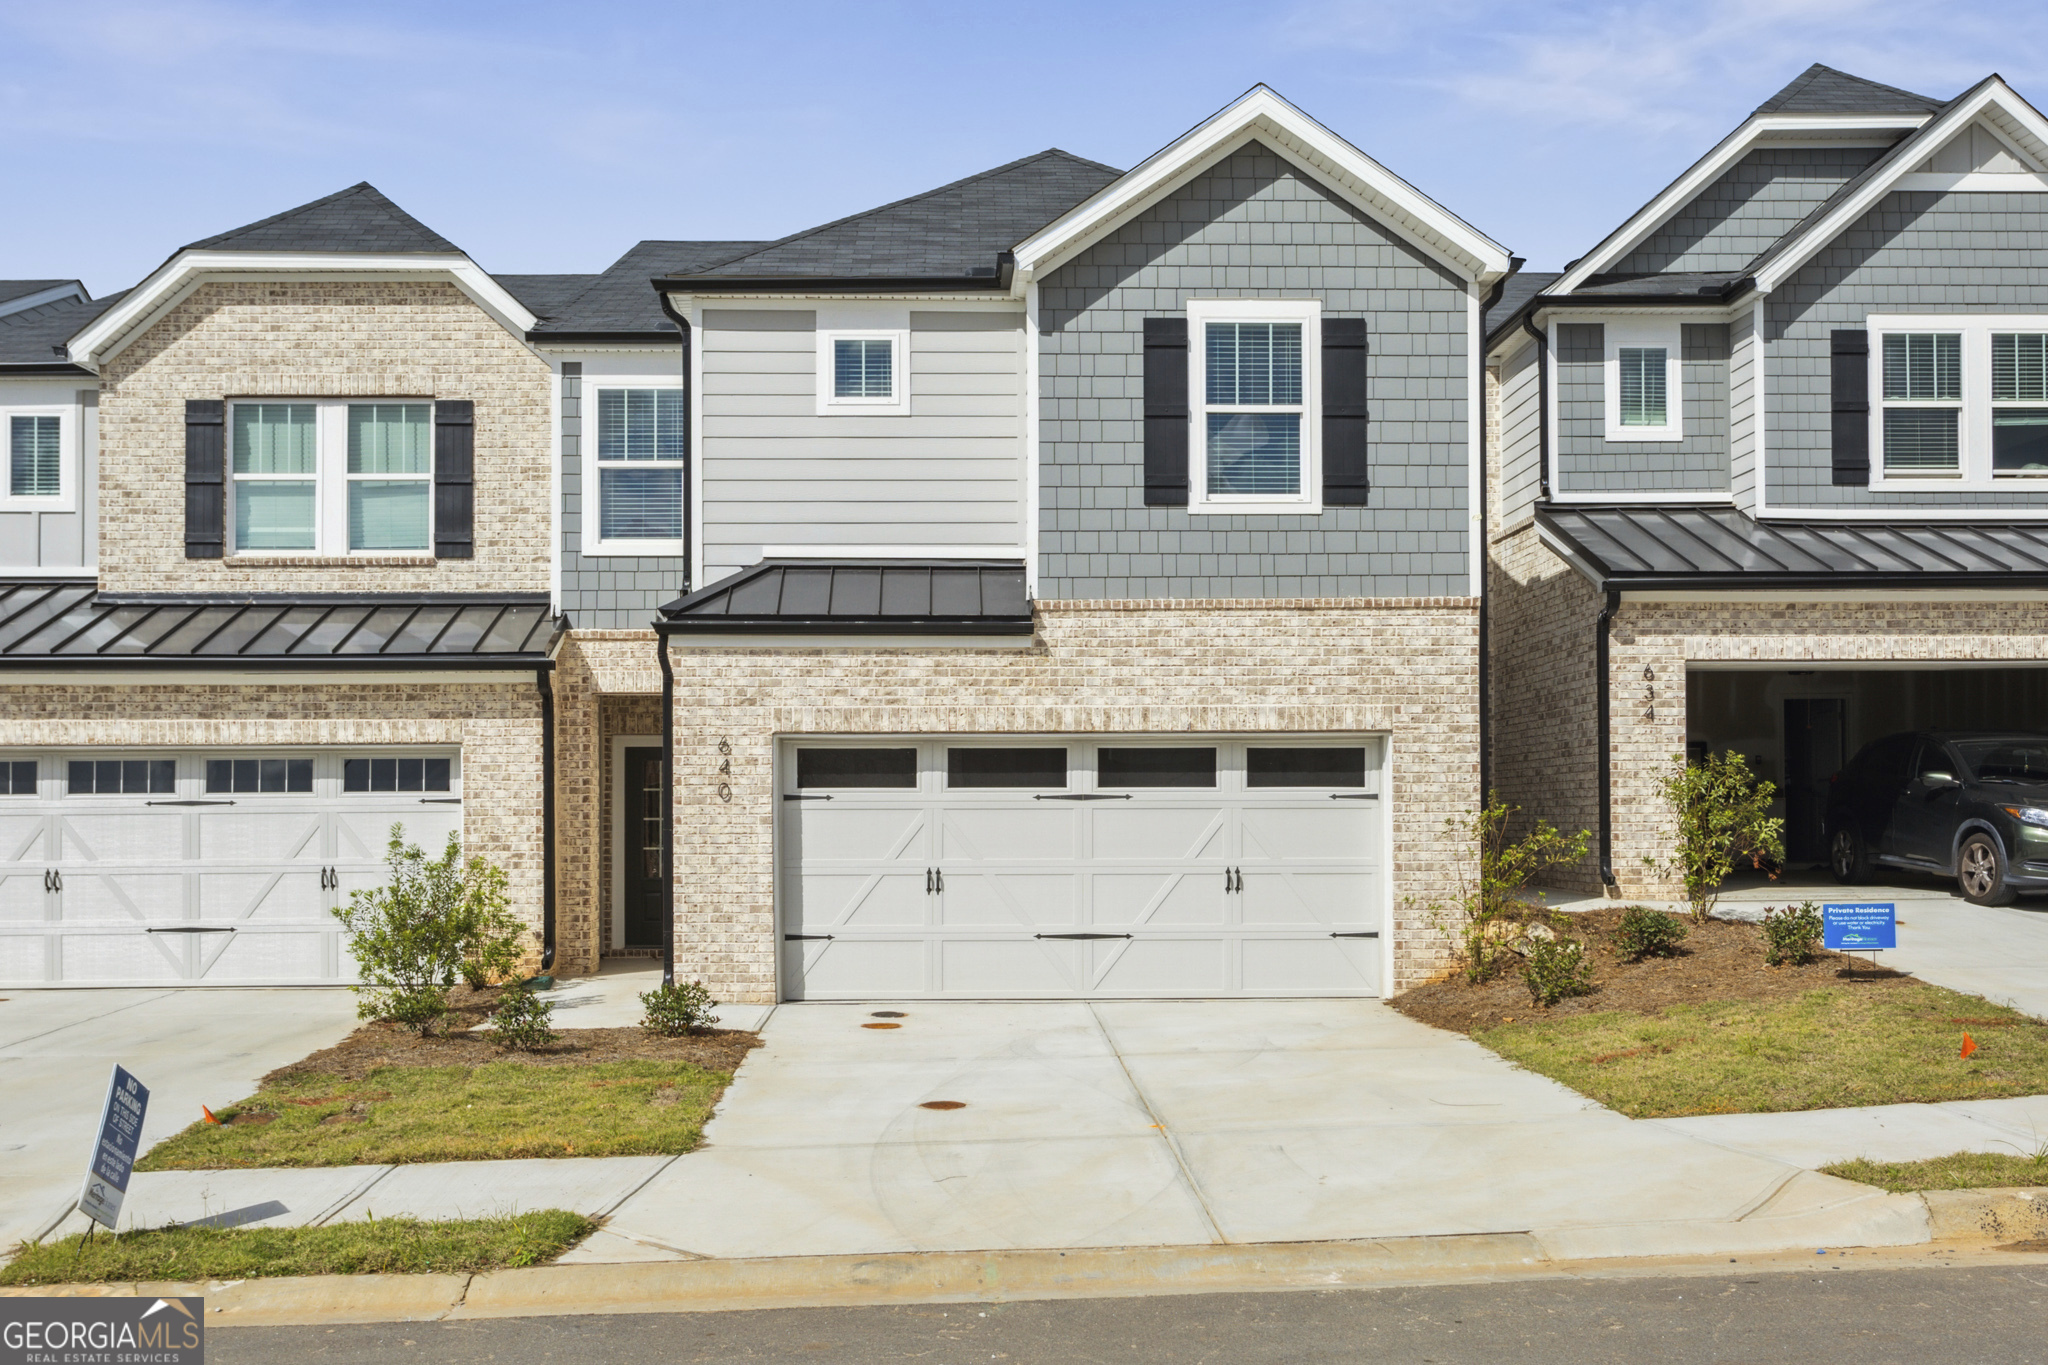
[[68, 759, 175, 795], [946, 747, 1068, 789], [1098, 747, 1218, 788], [0, 761, 35, 795], [796, 748, 917, 789], [343, 757, 452, 793], [1245, 747, 1368, 788], [206, 758, 314, 794]]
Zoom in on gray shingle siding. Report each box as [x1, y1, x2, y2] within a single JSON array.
[[1036, 142, 1471, 600], [559, 361, 690, 628], [1555, 322, 1730, 493], [1612, 147, 1884, 276], [1766, 189, 2048, 508]]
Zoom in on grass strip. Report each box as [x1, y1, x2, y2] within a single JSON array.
[[138, 1059, 731, 1170], [1823, 1151, 2048, 1193], [0, 1210, 595, 1286], [1472, 982, 2048, 1118]]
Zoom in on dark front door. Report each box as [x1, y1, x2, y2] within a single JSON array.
[[1784, 697, 1846, 864], [624, 747, 664, 947]]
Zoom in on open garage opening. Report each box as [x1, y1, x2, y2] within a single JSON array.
[[1687, 665, 2048, 899]]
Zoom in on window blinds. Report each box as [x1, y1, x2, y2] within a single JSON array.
[[9, 415, 59, 497], [1618, 348, 1667, 426]]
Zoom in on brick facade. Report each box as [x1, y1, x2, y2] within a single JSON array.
[[555, 602, 1480, 1002], [0, 677, 548, 939], [96, 280, 551, 593]]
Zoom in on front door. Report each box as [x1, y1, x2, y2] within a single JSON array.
[[1783, 698, 1845, 864], [623, 747, 665, 947]]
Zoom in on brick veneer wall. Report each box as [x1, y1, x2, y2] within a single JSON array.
[[0, 678, 547, 941], [560, 601, 1480, 1002], [96, 281, 552, 593]]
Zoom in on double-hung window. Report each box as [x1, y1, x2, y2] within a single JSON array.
[[1868, 316, 2048, 487], [1187, 299, 1320, 513], [229, 400, 432, 554], [2, 408, 71, 510], [593, 387, 685, 551]]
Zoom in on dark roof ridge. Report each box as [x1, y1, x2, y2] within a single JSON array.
[[669, 149, 1120, 278], [1753, 63, 1944, 116], [183, 182, 462, 255]]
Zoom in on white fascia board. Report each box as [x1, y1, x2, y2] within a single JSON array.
[[663, 633, 1037, 650], [67, 251, 538, 365], [0, 282, 88, 319], [757, 544, 1027, 560], [1009, 87, 1511, 289], [1755, 81, 2048, 293], [1553, 113, 1929, 296]]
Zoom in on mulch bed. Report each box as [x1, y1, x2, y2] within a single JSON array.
[[264, 984, 761, 1083], [1391, 905, 1918, 1033]]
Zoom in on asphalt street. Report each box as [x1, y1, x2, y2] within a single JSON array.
[[215, 1263, 2048, 1364]]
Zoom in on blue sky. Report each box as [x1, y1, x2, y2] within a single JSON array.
[[5, 0, 2045, 293]]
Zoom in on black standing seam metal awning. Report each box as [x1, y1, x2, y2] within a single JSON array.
[[0, 585, 558, 668], [658, 560, 1033, 634], [1538, 505, 2048, 591]]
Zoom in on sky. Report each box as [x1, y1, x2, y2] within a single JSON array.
[[4, 0, 2047, 294]]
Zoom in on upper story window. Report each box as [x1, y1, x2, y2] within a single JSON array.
[[2, 408, 72, 510], [1869, 317, 2048, 487], [1601, 320, 1682, 441], [230, 400, 431, 555], [816, 331, 909, 415], [593, 387, 685, 552], [1187, 299, 1321, 514]]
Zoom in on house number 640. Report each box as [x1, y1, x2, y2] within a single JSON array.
[[716, 737, 732, 802]]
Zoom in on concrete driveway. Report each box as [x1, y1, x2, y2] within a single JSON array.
[[0, 987, 359, 1251], [571, 999, 1923, 1264]]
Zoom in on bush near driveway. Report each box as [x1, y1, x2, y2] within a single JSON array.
[[0, 1211, 595, 1286], [1475, 983, 2048, 1118], [138, 1059, 733, 1169]]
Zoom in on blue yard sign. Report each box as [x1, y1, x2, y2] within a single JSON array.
[[78, 1065, 149, 1230], [1823, 903, 1897, 952]]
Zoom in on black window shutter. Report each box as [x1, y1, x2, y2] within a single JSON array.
[[1322, 318, 1370, 505], [434, 400, 475, 558], [1142, 317, 1189, 506], [1830, 329, 1870, 487], [183, 399, 225, 559]]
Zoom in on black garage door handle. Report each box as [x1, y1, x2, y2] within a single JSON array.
[[1330, 931, 1380, 938], [147, 926, 236, 933], [1035, 932, 1133, 940], [784, 933, 834, 941]]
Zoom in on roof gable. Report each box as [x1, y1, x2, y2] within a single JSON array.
[[1754, 64, 1943, 116], [668, 152, 1120, 284], [1009, 86, 1510, 288], [184, 183, 461, 255]]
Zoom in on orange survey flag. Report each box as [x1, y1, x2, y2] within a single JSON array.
[[1961, 1033, 1978, 1061], [203, 1105, 221, 1125]]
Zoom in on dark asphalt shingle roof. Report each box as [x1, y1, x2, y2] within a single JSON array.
[[0, 290, 126, 367], [1753, 64, 1945, 116], [0, 280, 78, 309], [659, 560, 1032, 633], [1574, 270, 1750, 297], [530, 241, 765, 337], [1482, 271, 1558, 334], [495, 274, 600, 319], [672, 150, 1123, 282], [183, 183, 461, 255], [1540, 505, 2048, 588], [0, 584, 556, 665]]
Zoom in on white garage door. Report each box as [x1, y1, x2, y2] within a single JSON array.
[[0, 749, 462, 987], [779, 738, 1385, 999]]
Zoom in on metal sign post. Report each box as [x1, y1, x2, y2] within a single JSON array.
[[78, 1065, 149, 1231], [1823, 902, 1896, 973]]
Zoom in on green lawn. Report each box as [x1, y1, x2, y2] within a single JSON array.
[[138, 1060, 733, 1169], [0, 1211, 595, 1286], [1823, 1151, 2048, 1193], [1474, 983, 2048, 1119]]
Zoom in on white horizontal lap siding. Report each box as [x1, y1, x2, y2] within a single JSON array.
[[698, 309, 1027, 584]]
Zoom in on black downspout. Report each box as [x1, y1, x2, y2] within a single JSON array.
[[1596, 590, 1620, 890], [1476, 266, 1515, 801], [1521, 311, 1551, 501], [536, 666, 557, 971], [657, 630, 676, 987]]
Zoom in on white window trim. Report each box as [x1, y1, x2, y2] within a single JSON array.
[[585, 376, 687, 558], [0, 405, 77, 512], [1187, 298, 1322, 516], [225, 398, 434, 558], [1867, 314, 2048, 491], [816, 329, 910, 415], [1603, 318, 1684, 442]]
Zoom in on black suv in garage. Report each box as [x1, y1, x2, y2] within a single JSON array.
[[1827, 731, 2048, 905]]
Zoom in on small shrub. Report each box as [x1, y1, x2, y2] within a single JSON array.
[[490, 988, 560, 1051], [1407, 793, 1591, 983], [1612, 906, 1689, 962], [1762, 901, 1824, 967], [1644, 750, 1786, 923], [641, 980, 717, 1037], [1522, 937, 1596, 1007]]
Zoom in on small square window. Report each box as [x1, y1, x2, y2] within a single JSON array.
[[833, 339, 893, 399], [0, 761, 35, 795]]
